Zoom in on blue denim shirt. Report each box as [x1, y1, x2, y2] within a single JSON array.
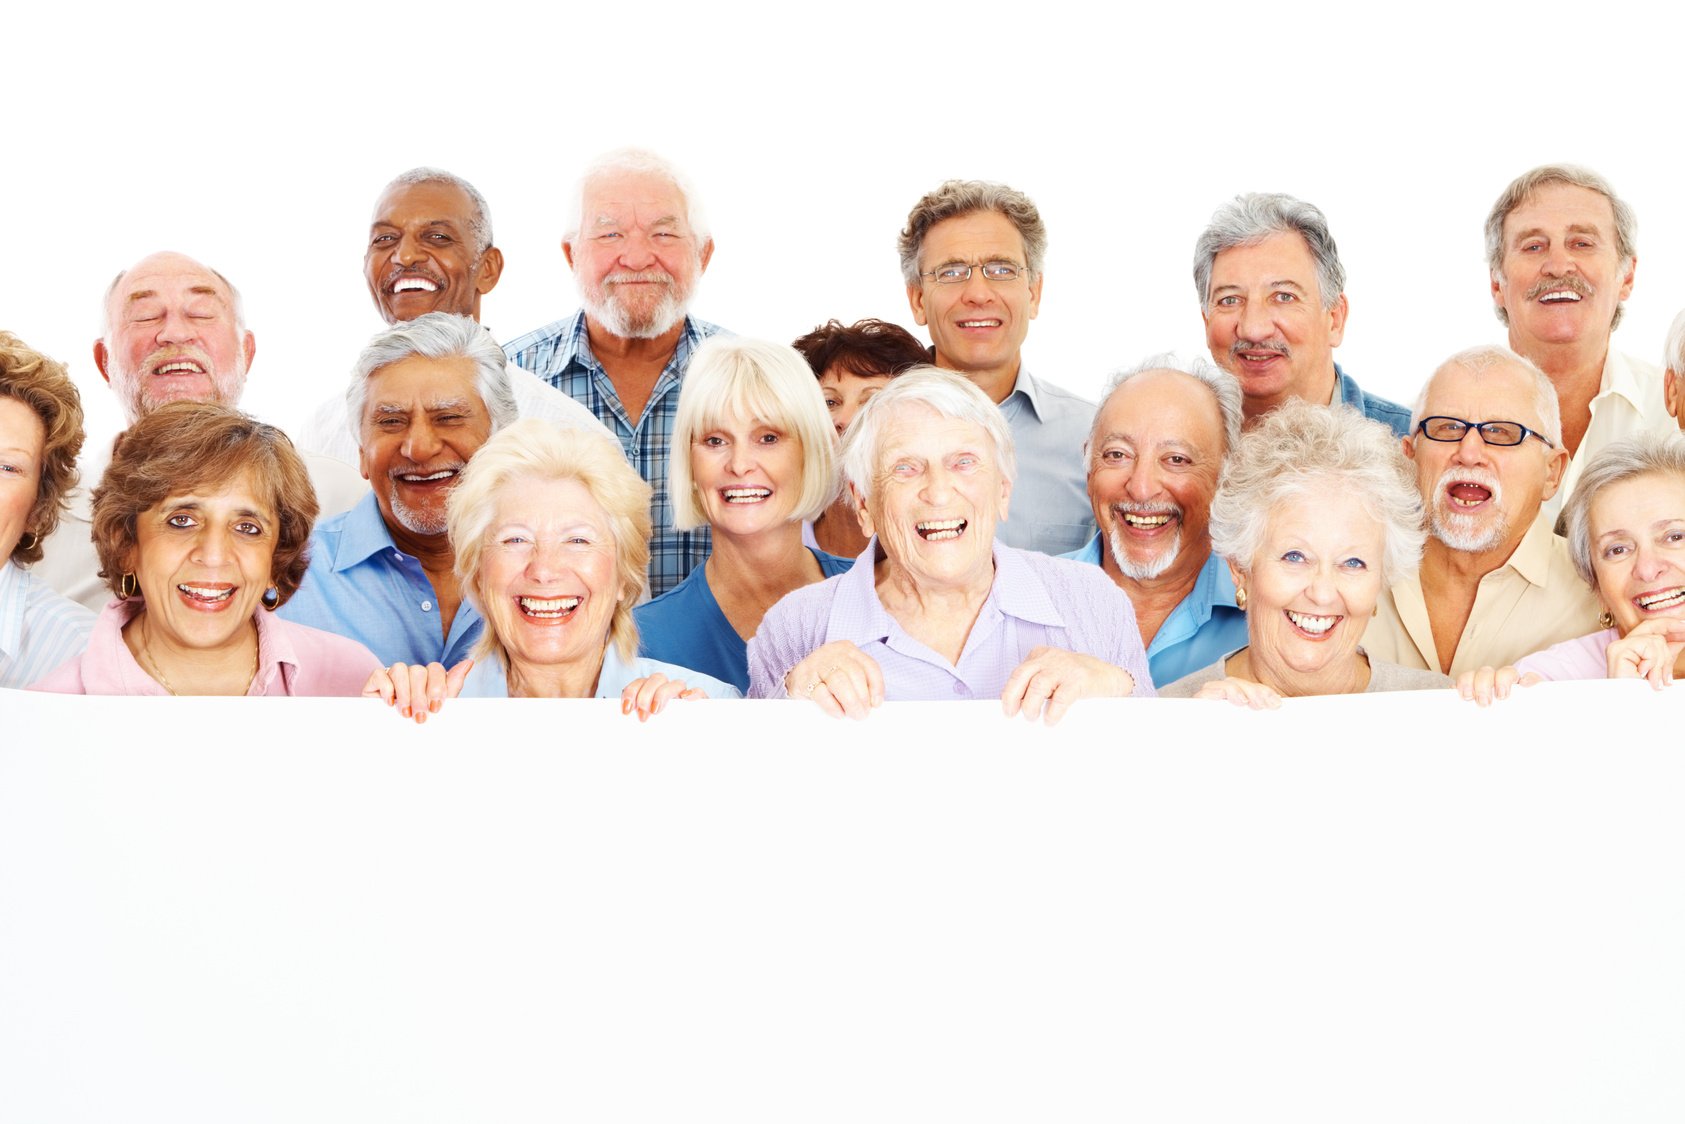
[[1335, 362, 1413, 438]]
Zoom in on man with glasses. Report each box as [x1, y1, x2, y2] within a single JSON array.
[[1363, 346, 1600, 675], [899, 180, 1094, 555]]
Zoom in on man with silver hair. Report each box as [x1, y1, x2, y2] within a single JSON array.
[[898, 179, 1095, 556], [1195, 192, 1411, 436], [1485, 164, 1672, 521], [1363, 345, 1599, 676], [304, 167, 609, 466], [1062, 354, 1249, 685], [505, 148, 725, 597], [37, 251, 365, 612], [281, 313, 518, 667]]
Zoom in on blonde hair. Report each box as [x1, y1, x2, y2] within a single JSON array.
[[669, 336, 837, 530], [448, 419, 652, 664]]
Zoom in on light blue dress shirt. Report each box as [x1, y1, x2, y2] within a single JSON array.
[[458, 645, 741, 699], [0, 560, 95, 689], [1061, 534, 1249, 687], [280, 493, 482, 668], [994, 366, 1098, 557]]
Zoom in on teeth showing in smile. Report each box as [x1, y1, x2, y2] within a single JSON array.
[[723, 488, 771, 503], [1123, 512, 1172, 528], [154, 361, 205, 376], [393, 277, 438, 293], [1447, 482, 1492, 507], [1286, 610, 1338, 635], [917, 518, 966, 541], [519, 596, 581, 617], [1636, 587, 1685, 612], [177, 584, 234, 603], [1539, 291, 1582, 304], [399, 470, 456, 483], [956, 319, 1001, 328]]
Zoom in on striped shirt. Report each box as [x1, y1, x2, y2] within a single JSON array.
[[504, 311, 723, 597], [0, 559, 96, 689]]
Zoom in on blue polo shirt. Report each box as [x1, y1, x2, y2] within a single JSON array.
[[1061, 535, 1249, 687], [280, 493, 482, 668]]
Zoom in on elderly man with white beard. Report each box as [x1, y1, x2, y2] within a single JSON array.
[[1062, 355, 1249, 686], [36, 251, 365, 611], [280, 313, 516, 667], [1362, 345, 1600, 676], [504, 149, 726, 597]]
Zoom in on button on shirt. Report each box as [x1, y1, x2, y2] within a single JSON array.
[[746, 540, 1155, 700], [504, 311, 723, 597], [1061, 534, 1248, 686], [988, 366, 1097, 557], [280, 493, 482, 667]]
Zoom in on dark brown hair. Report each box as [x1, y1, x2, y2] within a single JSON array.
[[790, 318, 928, 381], [92, 402, 318, 605]]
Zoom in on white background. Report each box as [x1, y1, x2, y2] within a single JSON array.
[[8, 1, 1685, 448]]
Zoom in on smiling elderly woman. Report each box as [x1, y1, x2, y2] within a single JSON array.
[[1458, 433, 1685, 702], [1161, 401, 1450, 704], [746, 367, 1153, 723], [32, 402, 381, 695], [365, 419, 739, 718]]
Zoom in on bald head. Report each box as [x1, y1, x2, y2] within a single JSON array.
[[96, 251, 255, 424]]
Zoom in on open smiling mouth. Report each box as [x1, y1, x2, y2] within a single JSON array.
[[956, 319, 1001, 329], [518, 596, 582, 620], [917, 518, 966, 541], [1538, 291, 1582, 305], [177, 583, 235, 605], [1635, 587, 1685, 613], [1285, 609, 1339, 637], [396, 468, 459, 487], [1446, 482, 1493, 508], [722, 488, 771, 504], [153, 359, 206, 377], [1120, 509, 1178, 531], [390, 275, 440, 294]]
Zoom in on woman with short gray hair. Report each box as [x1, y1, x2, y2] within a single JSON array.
[[1162, 400, 1448, 704], [1459, 433, 1685, 703]]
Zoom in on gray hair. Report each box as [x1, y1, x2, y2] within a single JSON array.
[[1193, 193, 1345, 311], [841, 366, 1016, 503], [1209, 400, 1425, 584], [382, 167, 494, 255], [1664, 307, 1685, 375], [898, 180, 1048, 288], [345, 312, 518, 443], [563, 148, 710, 245], [1562, 432, 1685, 590], [102, 254, 247, 340], [1484, 164, 1637, 330], [1093, 352, 1244, 460], [1410, 345, 1563, 448]]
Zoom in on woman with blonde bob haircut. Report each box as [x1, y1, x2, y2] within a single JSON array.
[[636, 335, 850, 692], [1162, 401, 1450, 705], [364, 420, 738, 720]]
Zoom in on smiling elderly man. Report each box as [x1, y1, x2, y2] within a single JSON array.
[[281, 313, 516, 667], [1196, 192, 1411, 436], [37, 251, 365, 611], [898, 179, 1095, 557], [1363, 345, 1600, 675], [305, 167, 607, 466], [1485, 165, 1673, 521], [1063, 355, 1248, 685], [504, 149, 726, 597]]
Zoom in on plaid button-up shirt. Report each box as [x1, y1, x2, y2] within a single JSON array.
[[503, 311, 724, 597]]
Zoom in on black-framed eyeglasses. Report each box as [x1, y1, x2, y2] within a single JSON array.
[[919, 260, 1026, 285], [1415, 416, 1555, 449]]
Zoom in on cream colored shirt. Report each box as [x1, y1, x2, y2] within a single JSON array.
[[1543, 349, 1672, 524], [1362, 512, 1601, 676]]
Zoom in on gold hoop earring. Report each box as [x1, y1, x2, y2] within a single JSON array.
[[1598, 610, 1614, 629], [118, 572, 138, 601]]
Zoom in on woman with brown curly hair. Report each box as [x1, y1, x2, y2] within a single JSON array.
[[32, 401, 380, 695], [0, 332, 94, 688]]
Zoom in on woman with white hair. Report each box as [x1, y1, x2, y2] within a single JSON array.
[[1162, 401, 1450, 705], [1459, 433, 1685, 703], [364, 419, 739, 720], [634, 336, 851, 693], [747, 367, 1154, 724]]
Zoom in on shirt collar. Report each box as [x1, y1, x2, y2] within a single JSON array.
[[330, 492, 404, 572], [1505, 510, 1561, 588], [249, 608, 302, 693], [825, 537, 1064, 646], [1596, 349, 1647, 414], [562, 310, 709, 375]]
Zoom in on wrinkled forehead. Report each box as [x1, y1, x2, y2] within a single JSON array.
[[109, 258, 235, 319], [1100, 370, 1226, 443], [1504, 182, 1618, 239], [1425, 361, 1544, 427], [582, 170, 691, 228], [372, 179, 475, 229], [874, 403, 994, 463], [366, 354, 485, 411]]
